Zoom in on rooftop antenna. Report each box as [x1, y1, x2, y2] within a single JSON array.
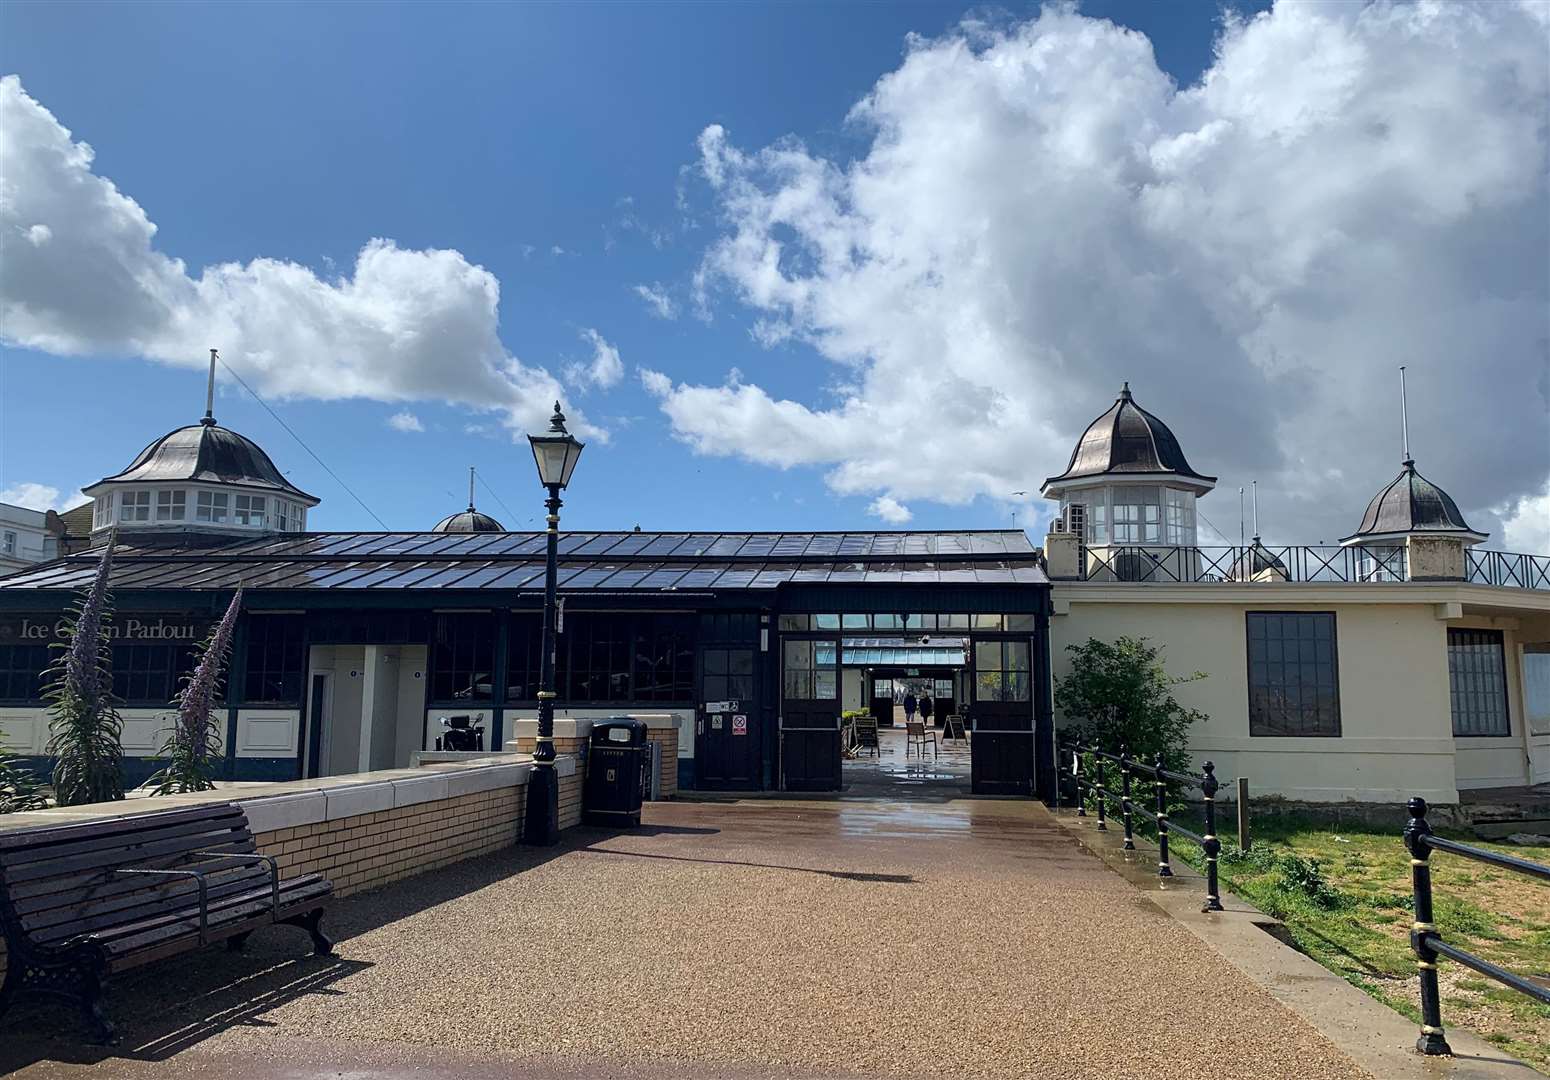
[[203, 348, 219, 426], [1238, 487, 1245, 549], [1251, 480, 1261, 544], [468, 465, 477, 511], [1399, 364, 1413, 466]]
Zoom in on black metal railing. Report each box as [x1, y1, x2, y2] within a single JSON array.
[[1075, 544, 1550, 590], [1060, 739, 1248, 912], [1402, 797, 1550, 1056]]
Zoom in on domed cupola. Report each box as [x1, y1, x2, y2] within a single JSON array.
[[1042, 383, 1215, 550], [80, 350, 319, 540], [1338, 367, 1485, 582], [432, 468, 504, 533], [1340, 461, 1485, 547]]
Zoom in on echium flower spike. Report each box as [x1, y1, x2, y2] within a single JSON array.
[[177, 588, 243, 763], [67, 539, 115, 704]]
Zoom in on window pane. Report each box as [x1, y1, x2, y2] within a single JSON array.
[[1448, 628, 1510, 736], [814, 670, 838, 699], [974, 671, 1002, 703], [778, 614, 809, 631], [975, 641, 1003, 672], [972, 614, 1003, 630], [1246, 613, 1340, 736], [1005, 613, 1035, 632], [813, 614, 841, 630], [1005, 642, 1030, 672], [783, 640, 812, 667]]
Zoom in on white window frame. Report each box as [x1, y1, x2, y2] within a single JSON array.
[[1, 531, 15, 555], [155, 488, 187, 522], [118, 489, 152, 523], [196, 490, 230, 524], [233, 493, 266, 528]]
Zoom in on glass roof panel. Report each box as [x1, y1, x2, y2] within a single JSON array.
[[838, 534, 873, 555], [441, 563, 524, 590], [870, 534, 904, 555], [936, 534, 973, 556], [973, 563, 1017, 583], [556, 533, 600, 555], [478, 533, 548, 557], [675, 534, 721, 557], [936, 562, 980, 581], [1004, 532, 1036, 553], [828, 562, 867, 582], [894, 564, 941, 583], [636, 566, 689, 589], [864, 563, 906, 583], [673, 565, 727, 589], [752, 564, 797, 588], [605, 533, 653, 557], [771, 534, 810, 556], [638, 533, 689, 555], [1010, 561, 1050, 583], [710, 567, 759, 589], [306, 561, 391, 589], [364, 534, 442, 556], [791, 563, 833, 582], [365, 564, 448, 589], [309, 534, 386, 556], [600, 565, 656, 589], [803, 534, 841, 557], [572, 533, 627, 555], [412, 562, 492, 589], [903, 533, 935, 555], [704, 534, 750, 557], [477, 563, 547, 590], [969, 533, 1008, 553]]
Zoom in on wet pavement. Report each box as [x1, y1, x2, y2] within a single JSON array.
[[2, 796, 1371, 1080]]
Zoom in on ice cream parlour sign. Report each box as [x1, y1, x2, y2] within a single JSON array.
[[0, 615, 212, 644]]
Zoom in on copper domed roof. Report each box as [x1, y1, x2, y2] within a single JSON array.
[[91, 418, 317, 503], [432, 507, 505, 534], [1340, 460, 1485, 545], [1042, 384, 1215, 494]]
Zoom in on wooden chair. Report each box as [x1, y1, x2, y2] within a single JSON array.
[[853, 713, 880, 758], [906, 720, 938, 759]]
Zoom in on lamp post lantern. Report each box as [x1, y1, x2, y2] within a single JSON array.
[[523, 401, 584, 845]]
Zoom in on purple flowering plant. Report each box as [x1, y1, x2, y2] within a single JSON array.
[[43, 538, 125, 806], [149, 588, 243, 795]]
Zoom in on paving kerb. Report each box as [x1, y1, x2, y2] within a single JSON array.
[[1050, 807, 1536, 1080]]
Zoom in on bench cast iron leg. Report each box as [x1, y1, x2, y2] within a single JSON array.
[[226, 931, 253, 953], [79, 967, 115, 1045], [284, 909, 333, 956]]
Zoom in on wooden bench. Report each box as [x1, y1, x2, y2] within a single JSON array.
[[0, 802, 333, 1042]]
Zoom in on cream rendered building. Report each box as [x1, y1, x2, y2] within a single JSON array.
[[1042, 386, 1550, 806]]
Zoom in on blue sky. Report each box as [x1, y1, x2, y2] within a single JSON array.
[[2, 1, 1546, 549]]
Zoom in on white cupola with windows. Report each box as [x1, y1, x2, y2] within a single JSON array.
[[81, 350, 319, 541], [1040, 383, 1216, 580]]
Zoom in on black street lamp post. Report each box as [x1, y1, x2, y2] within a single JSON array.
[[524, 402, 584, 846]]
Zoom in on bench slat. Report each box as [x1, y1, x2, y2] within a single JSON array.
[[0, 825, 255, 886], [0, 810, 249, 866], [3, 836, 257, 903], [92, 874, 329, 951], [0, 804, 248, 852], [106, 886, 330, 973], [24, 865, 274, 942]]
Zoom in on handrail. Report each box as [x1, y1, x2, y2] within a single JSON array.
[[1403, 797, 1550, 1056], [1072, 544, 1550, 590], [1060, 737, 1243, 913]]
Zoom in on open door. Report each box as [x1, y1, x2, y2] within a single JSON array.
[[780, 636, 841, 791]]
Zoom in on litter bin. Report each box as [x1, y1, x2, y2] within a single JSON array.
[[583, 717, 650, 827]]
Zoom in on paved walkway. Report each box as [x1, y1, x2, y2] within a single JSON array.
[[3, 798, 1370, 1080]]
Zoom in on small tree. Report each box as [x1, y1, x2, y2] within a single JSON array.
[[1054, 636, 1206, 775], [149, 589, 243, 796], [0, 734, 47, 813], [44, 540, 124, 806]]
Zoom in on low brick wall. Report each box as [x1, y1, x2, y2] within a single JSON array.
[[0, 753, 582, 972], [510, 715, 679, 799]]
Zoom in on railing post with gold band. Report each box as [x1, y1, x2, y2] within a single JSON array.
[[1200, 762, 1223, 912], [1404, 797, 1451, 1056], [1118, 745, 1135, 851], [1073, 744, 1086, 817], [1153, 754, 1172, 878], [1093, 751, 1108, 832]]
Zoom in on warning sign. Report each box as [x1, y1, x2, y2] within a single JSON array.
[[732, 715, 748, 735], [711, 715, 724, 730]]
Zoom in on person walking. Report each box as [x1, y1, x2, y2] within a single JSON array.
[[919, 693, 934, 726], [903, 688, 918, 724]]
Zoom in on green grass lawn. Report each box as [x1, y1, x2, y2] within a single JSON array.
[[1165, 813, 1550, 1072]]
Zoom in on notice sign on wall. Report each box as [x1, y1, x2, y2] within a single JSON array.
[[732, 715, 748, 735]]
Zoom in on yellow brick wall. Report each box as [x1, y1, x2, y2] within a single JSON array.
[[253, 785, 523, 899]]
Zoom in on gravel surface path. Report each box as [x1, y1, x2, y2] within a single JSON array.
[[4, 797, 1371, 1080]]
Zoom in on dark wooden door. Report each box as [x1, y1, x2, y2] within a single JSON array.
[[780, 636, 841, 791], [868, 676, 895, 727], [968, 636, 1037, 796], [696, 645, 759, 789]]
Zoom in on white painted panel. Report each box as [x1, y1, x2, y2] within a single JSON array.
[[0, 708, 46, 754], [237, 710, 300, 758], [119, 710, 177, 755]]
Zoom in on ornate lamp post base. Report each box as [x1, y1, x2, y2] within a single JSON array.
[[523, 762, 560, 846]]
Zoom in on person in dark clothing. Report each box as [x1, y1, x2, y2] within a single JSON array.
[[902, 690, 918, 722], [919, 694, 934, 725]]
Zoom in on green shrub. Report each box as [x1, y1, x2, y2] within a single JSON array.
[[1055, 636, 1205, 778], [0, 734, 47, 814]]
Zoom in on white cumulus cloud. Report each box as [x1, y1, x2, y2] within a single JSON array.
[[565, 328, 624, 390], [658, 3, 1549, 543], [387, 410, 424, 433], [632, 282, 678, 319], [0, 75, 594, 439], [868, 495, 913, 524], [1, 482, 87, 513]]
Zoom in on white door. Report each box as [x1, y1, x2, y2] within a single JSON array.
[[1523, 644, 1550, 785]]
